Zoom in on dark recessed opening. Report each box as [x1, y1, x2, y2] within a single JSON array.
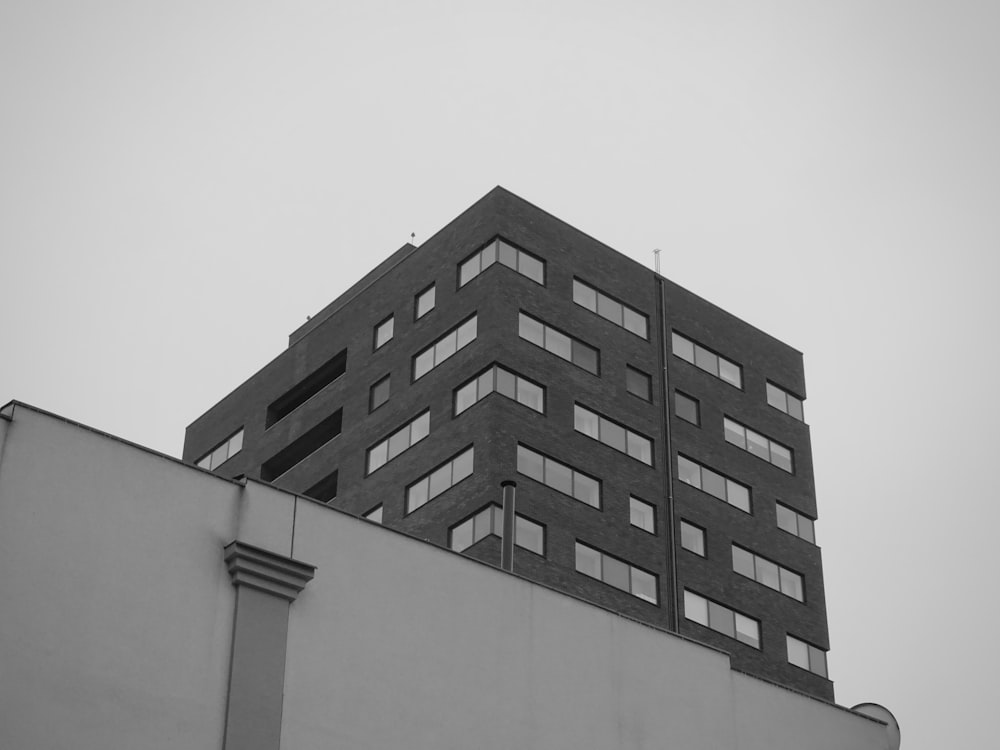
[[260, 409, 342, 482], [266, 349, 347, 428], [304, 470, 339, 504]]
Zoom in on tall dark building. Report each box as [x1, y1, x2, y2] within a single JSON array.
[[183, 187, 832, 700]]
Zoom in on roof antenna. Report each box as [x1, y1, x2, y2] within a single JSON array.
[[653, 248, 661, 275], [410, 232, 416, 244]]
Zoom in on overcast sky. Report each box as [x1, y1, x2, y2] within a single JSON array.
[[2, 1, 998, 746]]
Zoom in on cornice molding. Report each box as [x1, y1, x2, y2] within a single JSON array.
[[223, 540, 315, 602]]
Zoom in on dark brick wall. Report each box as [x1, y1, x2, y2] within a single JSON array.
[[663, 277, 832, 699], [183, 186, 834, 701]]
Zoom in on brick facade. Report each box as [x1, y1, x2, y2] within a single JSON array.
[[183, 187, 834, 700]]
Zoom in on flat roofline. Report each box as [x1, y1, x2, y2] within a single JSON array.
[[287, 185, 523, 345], [287, 241, 419, 346], [655, 272, 804, 356], [5, 398, 855, 717], [287, 185, 803, 355], [292, 482, 852, 713], [480, 186, 805, 354], [187, 187, 803, 430], [2, 399, 245, 486]]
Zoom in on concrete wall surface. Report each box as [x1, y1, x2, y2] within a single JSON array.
[[0, 403, 888, 750], [0, 404, 239, 750], [282, 495, 888, 750]]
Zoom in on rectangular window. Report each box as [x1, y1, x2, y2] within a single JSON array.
[[413, 314, 478, 380], [676, 455, 751, 513], [629, 496, 656, 534], [366, 410, 430, 474], [515, 515, 545, 556], [767, 382, 805, 422], [450, 504, 502, 552], [363, 504, 383, 524], [723, 417, 794, 473], [625, 365, 652, 401], [671, 332, 742, 388], [518, 312, 599, 375], [260, 410, 342, 482], [517, 444, 600, 508], [680, 520, 705, 556], [674, 391, 700, 425], [574, 404, 653, 466], [454, 363, 545, 416], [776, 502, 816, 543], [684, 590, 760, 649], [449, 504, 545, 556], [572, 278, 649, 339], [374, 315, 394, 350], [406, 446, 474, 514], [369, 374, 391, 412], [732, 545, 804, 602], [459, 237, 545, 287], [575, 541, 658, 604], [195, 428, 244, 470], [264, 349, 347, 428], [787, 635, 828, 678], [415, 284, 436, 319], [304, 470, 338, 504]]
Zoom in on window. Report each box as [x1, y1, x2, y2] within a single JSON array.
[[776, 502, 816, 544], [363, 504, 383, 524], [575, 542, 658, 604], [265, 349, 347, 428], [767, 382, 805, 422], [518, 312, 599, 375], [515, 515, 546, 556], [459, 237, 545, 287], [195, 428, 244, 470], [787, 635, 828, 678], [450, 505, 500, 552], [517, 444, 600, 508], [369, 374, 391, 412], [574, 404, 653, 466], [413, 314, 478, 380], [454, 363, 545, 416], [674, 391, 700, 425], [374, 315, 394, 350], [629, 496, 656, 534], [449, 504, 546, 556], [724, 417, 794, 473], [676, 455, 751, 513], [683, 590, 760, 649], [626, 366, 652, 401], [572, 279, 649, 339], [415, 284, 436, 319], [732, 545, 804, 602], [680, 520, 705, 556], [304, 470, 338, 504], [260, 410, 342, 482], [671, 332, 742, 388], [366, 410, 430, 474], [406, 446, 474, 514]]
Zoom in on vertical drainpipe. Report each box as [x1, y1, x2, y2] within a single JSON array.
[[656, 274, 681, 632], [500, 481, 517, 572]]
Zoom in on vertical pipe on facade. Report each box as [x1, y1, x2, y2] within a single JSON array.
[[500, 481, 516, 572], [656, 275, 681, 632]]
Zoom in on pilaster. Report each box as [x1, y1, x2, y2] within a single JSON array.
[[222, 540, 315, 750]]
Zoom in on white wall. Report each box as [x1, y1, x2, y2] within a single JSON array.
[[0, 404, 890, 750], [282, 496, 890, 750], [0, 406, 239, 750]]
